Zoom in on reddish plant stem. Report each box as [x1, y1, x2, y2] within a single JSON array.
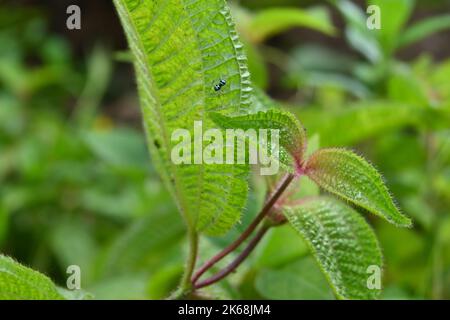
[[194, 224, 270, 289], [191, 173, 295, 284]]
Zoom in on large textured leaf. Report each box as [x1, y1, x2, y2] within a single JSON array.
[[210, 109, 307, 168], [247, 7, 335, 43], [305, 148, 412, 227], [113, 0, 252, 235], [398, 15, 450, 48], [0, 255, 64, 300], [283, 197, 382, 299]]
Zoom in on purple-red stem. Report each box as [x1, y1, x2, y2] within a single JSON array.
[[194, 224, 270, 289], [191, 173, 295, 285]]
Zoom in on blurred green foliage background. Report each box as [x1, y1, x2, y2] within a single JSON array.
[[1, 0, 450, 299]]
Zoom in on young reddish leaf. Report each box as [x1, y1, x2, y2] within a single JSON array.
[[304, 148, 412, 227]]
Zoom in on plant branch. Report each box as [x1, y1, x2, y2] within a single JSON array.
[[194, 224, 270, 290], [191, 173, 295, 284], [180, 229, 198, 294]]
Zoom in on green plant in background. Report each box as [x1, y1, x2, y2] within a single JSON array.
[[1, 0, 449, 300], [0, 6, 180, 299]]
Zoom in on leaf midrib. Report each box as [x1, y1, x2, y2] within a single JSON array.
[[115, 0, 202, 227]]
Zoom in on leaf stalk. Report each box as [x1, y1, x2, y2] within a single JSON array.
[[191, 173, 295, 287]]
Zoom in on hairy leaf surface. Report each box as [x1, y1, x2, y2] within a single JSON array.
[[305, 148, 412, 227], [113, 0, 253, 235], [210, 109, 307, 168], [0, 255, 64, 300], [283, 197, 382, 299]]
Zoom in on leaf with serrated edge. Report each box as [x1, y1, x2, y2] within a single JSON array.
[[210, 109, 307, 168], [283, 197, 382, 300], [113, 0, 253, 235], [305, 148, 411, 227], [0, 255, 64, 300]]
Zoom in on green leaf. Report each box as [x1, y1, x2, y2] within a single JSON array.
[[147, 263, 184, 299], [255, 257, 334, 300], [102, 210, 184, 276], [247, 7, 335, 43], [83, 127, 149, 170], [255, 225, 309, 269], [74, 46, 112, 125], [0, 255, 64, 300], [431, 59, 450, 102], [249, 85, 276, 113], [113, 0, 252, 235], [336, 0, 367, 31], [345, 27, 382, 63], [210, 109, 307, 168], [283, 197, 382, 299], [335, 0, 381, 62], [368, 0, 415, 55], [286, 44, 370, 98], [50, 219, 98, 286], [376, 223, 426, 289], [296, 101, 422, 147], [88, 274, 149, 300], [305, 148, 412, 227], [242, 39, 268, 89], [228, 5, 268, 89], [289, 44, 356, 74], [387, 69, 430, 105], [79, 187, 142, 220], [398, 14, 450, 48]]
